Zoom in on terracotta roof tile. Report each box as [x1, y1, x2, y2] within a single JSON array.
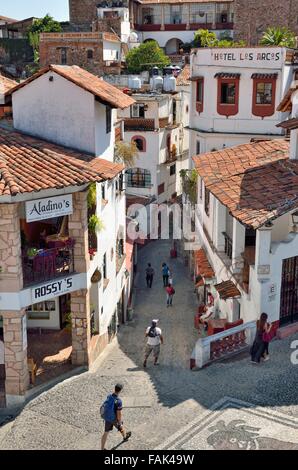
[[214, 280, 241, 300], [0, 75, 17, 94], [90, 158, 124, 179], [194, 248, 215, 279], [0, 127, 105, 197], [6, 65, 135, 109], [176, 65, 190, 86], [193, 139, 298, 229]]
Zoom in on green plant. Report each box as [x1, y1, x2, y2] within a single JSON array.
[[114, 141, 138, 167], [194, 29, 246, 49], [87, 183, 97, 209], [260, 27, 296, 47], [64, 312, 72, 332], [27, 247, 38, 258], [88, 214, 105, 234], [180, 169, 198, 205], [27, 14, 62, 64], [125, 41, 170, 73]]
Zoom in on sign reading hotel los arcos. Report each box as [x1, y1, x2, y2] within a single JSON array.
[[26, 194, 73, 223], [31, 277, 74, 303]]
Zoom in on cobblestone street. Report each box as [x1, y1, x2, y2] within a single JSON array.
[[0, 240, 297, 450]]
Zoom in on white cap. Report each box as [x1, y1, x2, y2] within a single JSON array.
[[152, 319, 159, 324]]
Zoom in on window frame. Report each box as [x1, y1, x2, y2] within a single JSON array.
[[87, 49, 94, 60], [131, 103, 145, 118], [170, 164, 176, 176], [196, 78, 204, 113], [106, 106, 112, 134], [217, 77, 240, 117], [252, 77, 276, 117], [204, 188, 210, 216], [132, 135, 146, 152], [61, 47, 67, 65]]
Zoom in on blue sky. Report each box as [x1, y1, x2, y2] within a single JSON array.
[[1, 0, 69, 21]]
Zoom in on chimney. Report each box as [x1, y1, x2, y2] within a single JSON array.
[[289, 89, 298, 160]]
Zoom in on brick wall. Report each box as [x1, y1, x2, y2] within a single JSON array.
[[40, 38, 106, 75], [234, 0, 298, 46], [69, 0, 99, 29]]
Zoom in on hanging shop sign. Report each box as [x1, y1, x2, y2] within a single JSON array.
[[31, 277, 74, 303], [26, 194, 73, 223]]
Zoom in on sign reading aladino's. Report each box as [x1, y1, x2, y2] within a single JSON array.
[[26, 194, 73, 222], [31, 277, 74, 303]]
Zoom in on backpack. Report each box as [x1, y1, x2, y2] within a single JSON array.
[[100, 394, 118, 422], [148, 326, 158, 338]]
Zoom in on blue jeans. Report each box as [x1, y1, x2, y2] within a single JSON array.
[[167, 294, 173, 306]]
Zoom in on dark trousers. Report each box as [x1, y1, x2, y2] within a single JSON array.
[[251, 339, 266, 363], [163, 275, 169, 287], [146, 275, 153, 288]]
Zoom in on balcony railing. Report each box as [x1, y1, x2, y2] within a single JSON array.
[[124, 118, 155, 132], [22, 245, 75, 288], [192, 321, 257, 369]]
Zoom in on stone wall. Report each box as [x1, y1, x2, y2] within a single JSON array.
[[71, 289, 91, 366], [0, 203, 23, 293], [39, 38, 108, 76], [234, 0, 298, 46], [69, 0, 99, 30], [68, 191, 90, 274], [3, 311, 29, 400]]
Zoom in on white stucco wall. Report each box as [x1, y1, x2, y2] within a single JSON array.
[[26, 298, 60, 330], [12, 71, 96, 154], [94, 101, 116, 160], [103, 40, 121, 61]]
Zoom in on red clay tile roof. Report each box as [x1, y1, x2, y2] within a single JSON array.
[[194, 248, 215, 280], [0, 127, 105, 197], [0, 75, 17, 94], [6, 65, 135, 110], [0, 15, 18, 23], [193, 139, 298, 229], [176, 65, 190, 86], [90, 158, 124, 179], [276, 84, 298, 112], [214, 280, 241, 300]]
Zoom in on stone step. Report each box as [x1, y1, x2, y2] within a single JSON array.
[[276, 322, 298, 339]]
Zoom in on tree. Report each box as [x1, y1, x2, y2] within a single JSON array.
[[114, 141, 139, 167], [260, 27, 296, 47], [28, 14, 62, 64], [126, 41, 170, 73], [193, 29, 246, 49]]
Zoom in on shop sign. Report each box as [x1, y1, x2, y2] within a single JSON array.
[[26, 194, 73, 223], [209, 48, 283, 67], [31, 277, 74, 303]]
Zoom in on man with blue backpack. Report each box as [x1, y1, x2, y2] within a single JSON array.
[[100, 383, 132, 450]]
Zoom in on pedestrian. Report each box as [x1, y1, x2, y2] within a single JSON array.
[[145, 263, 155, 288], [166, 284, 175, 307], [143, 319, 163, 367], [100, 383, 132, 450], [168, 269, 173, 287], [162, 263, 169, 287], [199, 293, 215, 330], [250, 313, 272, 364]]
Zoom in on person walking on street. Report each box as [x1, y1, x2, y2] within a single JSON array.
[[166, 284, 175, 307], [250, 313, 272, 364], [145, 263, 155, 288], [143, 319, 163, 367], [162, 263, 169, 287], [168, 269, 173, 287], [101, 384, 132, 450]]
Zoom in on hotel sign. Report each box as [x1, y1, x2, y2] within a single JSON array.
[[26, 194, 73, 223], [31, 277, 74, 303], [207, 48, 284, 68]]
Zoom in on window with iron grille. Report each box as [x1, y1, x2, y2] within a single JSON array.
[[204, 188, 210, 216], [106, 106, 112, 134], [126, 168, 151, 188]]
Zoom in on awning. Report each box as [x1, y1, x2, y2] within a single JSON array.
[[194, 248, 215, 281], [214, 280, 241, 300], [251, 73, 278, 79], [276, 117, 298, 130], [214, 73, 241, 79]]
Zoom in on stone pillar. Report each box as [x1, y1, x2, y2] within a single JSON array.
[[214, 201, 226, 251], [3, 310, 29, 406], [71, 289, 91, 366], [232, 218, 245, 273], [68, 191, 90, 274], [0, 203, 23, 293]]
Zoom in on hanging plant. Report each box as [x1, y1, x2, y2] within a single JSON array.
[[88, 214, 105, 234], [180, 169, 198, 205]]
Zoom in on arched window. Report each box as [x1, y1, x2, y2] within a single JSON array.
[[132, 136, 146, 152], [126, 168, 151, 188]]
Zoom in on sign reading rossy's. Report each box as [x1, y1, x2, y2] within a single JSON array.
[[26, 194, 73, 223]]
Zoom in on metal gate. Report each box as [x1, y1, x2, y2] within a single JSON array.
[[280, 256, 298, 325]]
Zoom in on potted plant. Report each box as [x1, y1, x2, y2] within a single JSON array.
[[89, 248, 97, 260]]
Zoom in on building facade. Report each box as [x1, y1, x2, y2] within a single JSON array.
[[0, 65, 135, 407], [189, 47, 297, 161]]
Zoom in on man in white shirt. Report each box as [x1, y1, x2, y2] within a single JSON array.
[[199, 294, 215, 329], [143, 319, 163, 368]]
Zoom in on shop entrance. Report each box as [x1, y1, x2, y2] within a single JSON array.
[[280, 256, 298, 325]]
